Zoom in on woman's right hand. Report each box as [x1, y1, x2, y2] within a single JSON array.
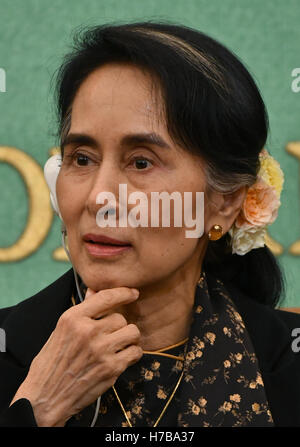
[[9, 287, 143, 426]]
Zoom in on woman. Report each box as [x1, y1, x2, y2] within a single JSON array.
[[0, 21, 299, 427]]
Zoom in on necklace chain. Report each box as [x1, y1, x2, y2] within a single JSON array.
[[112, 368, 185, 427], [111, 341, 188, 428]]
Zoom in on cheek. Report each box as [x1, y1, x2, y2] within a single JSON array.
[[133, 181, 205, 260], [56, 174, 84, 225], [137, 225, 200, 267]]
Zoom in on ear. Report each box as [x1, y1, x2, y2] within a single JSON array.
[[204, 186, 247, 235]]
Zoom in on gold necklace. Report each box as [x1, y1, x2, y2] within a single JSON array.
[[112, 341, 187, 427], [112, 370, 184, 427]]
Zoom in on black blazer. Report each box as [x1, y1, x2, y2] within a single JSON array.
[[0, 268, 300, 427]]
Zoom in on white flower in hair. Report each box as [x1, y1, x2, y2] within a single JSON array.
[[229, 226, 267, 256]]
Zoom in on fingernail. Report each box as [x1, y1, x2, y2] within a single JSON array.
[[132, 289, 139, 298]]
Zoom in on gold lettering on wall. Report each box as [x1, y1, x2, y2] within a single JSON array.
[[265, 233, 284, 256], [53, 246, 69, 262], [0, 146, 53, 261], [286, 141, 300, 256]]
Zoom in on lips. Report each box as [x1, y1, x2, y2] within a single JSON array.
[[83, 233, 132, 258], [82, 233, 131, 246]]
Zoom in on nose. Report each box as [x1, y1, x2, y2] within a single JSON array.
[[86, 159, 123, 220]]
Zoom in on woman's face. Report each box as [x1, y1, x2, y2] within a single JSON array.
[[56, 63, 212, 292]]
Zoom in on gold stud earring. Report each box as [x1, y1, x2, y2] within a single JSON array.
[[208, 224, 223, 241]]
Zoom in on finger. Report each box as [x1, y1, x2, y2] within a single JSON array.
[[97, 312, 128, 334], [86, 345, 143, 397], [115, 344, 144, 366], [78, 287, 140, 319], [104, 324, 141, 353]]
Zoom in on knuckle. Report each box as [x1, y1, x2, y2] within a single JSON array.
[[130, 345, 143, 360], [58, 308, 76, 328], [110, 312, 127, 328], [58, 309, 91, 340], [127, 324, 141, 339]]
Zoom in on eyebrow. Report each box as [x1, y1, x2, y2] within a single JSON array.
[[61, 132, 172, 151]]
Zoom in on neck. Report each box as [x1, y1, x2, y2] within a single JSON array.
[[115, 268, 202, 352]]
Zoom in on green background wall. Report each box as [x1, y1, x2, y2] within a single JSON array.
[[0, 0, 300, 308]]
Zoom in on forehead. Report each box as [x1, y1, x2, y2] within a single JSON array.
[[70, 63, 165, 131]]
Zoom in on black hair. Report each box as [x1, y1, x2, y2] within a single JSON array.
[[55, 20, 285, 307]]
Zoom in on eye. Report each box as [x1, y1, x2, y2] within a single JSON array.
[[64, 152, 92, 166], [75, 153, 91, 166], [131, 156, 153, 170], [63, 151, 93, 167]]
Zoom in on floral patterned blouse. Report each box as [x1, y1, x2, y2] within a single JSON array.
[[97, 339, 188, 427], [67, 271, 274, 427], [68, 339, 188, 427]]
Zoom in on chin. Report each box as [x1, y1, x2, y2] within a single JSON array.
[[77, 260, 143, 291], [81, 271, 129, 292]]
